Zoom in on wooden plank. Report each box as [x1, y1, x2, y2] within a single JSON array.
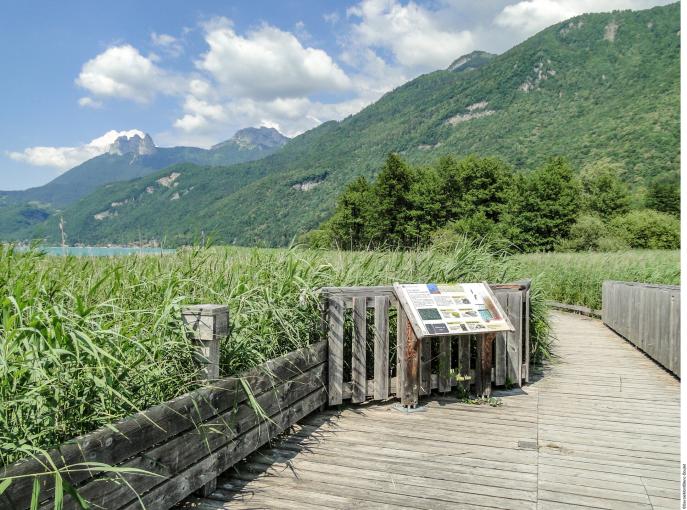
[[494, 292, 508, 386], [475, 333, 495, 397], [459, 336, 471, 393], [327, 297, 345, 405], [401, 318, 420, 406], [122, 388, 327, 510], [601, 281, 680, 377], [419, 337, 431, 396], [507, 292, 523, 386], [351, 297, 367, 404], [52, 365, 327, 509], [342, 368, 497, 399], [438, 337, 451, 393], [373, 296, 389, 400], [0, 341, 326, 509], [523, 289, 530, 383], [396, 307, 408, 396]]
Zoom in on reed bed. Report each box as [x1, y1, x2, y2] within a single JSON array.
[[1, 242, 549, 468], [512, 250, 679, 309]]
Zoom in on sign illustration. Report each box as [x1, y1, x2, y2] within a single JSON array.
[[394, 282, 514, 338]]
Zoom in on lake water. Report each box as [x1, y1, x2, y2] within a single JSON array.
[[38, 246, 175, 256]]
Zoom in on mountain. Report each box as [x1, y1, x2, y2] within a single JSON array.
[[447, 50, 497, 72], [0, 127, 288, 236], [6, 3, 681, 246], [1, 127, 289, 207]]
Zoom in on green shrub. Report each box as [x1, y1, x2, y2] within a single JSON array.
[[610, 209, 680, 249]]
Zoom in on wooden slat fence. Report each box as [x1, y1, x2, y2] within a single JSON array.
[[321, 281, 531, 405], [602, 280, 680, 377], [0, 342, 327, 510]]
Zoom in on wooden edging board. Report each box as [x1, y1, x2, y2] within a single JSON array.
[[1, 341, 327, 510]]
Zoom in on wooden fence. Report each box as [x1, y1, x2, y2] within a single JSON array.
[[2, 281, 532, 508], [321, 281, 531, 406], [0, 340, 327, 510], [602, 280, 680, 377]]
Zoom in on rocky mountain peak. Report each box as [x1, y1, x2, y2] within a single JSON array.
[[109, 133, 156, 156], [212, 127, 289, 151]]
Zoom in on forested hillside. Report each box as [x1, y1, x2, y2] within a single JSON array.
[[11, 3, 681, 247]]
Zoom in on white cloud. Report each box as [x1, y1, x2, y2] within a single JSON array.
[[197, 20, 351, 100], [151, 32, 183, 57], [7, 130, 145, 171], [78, 96, 103, 109], [347, 0, 474, 71], [495, 0, 674, 36], [76, 45, 180, 102]]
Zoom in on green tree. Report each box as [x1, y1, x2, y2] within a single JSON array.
[[437, 156, 513, 224], [321, 176, 373, 249], [580, 161, 631, 218], [371, 154, 416, 247], [408, 165, 443, 244], [503, 157, 582, 252], [645, 173, 680, 216]]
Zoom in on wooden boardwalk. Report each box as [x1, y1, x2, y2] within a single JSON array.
[[179, 312, 680, 510]]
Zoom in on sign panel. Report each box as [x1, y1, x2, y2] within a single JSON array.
[[394, 282, 514, 338]]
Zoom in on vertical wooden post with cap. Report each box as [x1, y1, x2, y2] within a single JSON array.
[[181, 303, 228, 495]]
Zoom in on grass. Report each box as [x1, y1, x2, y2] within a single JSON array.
[[0, 240, 550, 471], [511, 250, 679, 310]]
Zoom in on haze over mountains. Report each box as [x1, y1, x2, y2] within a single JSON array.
[[0, 3, 679, 247]]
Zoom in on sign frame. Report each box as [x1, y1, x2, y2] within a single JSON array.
[[393, 281, 515, 339]]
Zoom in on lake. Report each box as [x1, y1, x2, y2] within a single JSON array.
[[38, 246, 175, 256]]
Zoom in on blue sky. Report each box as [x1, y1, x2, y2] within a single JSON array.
[[0, 0, 672, 190]]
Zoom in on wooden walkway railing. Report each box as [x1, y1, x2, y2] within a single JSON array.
[[0, 311, 327, 510], [4, 278, 681, 509], [602, 280, 680, 377], [320, 281, 531, 406]]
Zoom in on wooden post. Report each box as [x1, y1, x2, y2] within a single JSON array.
[[438, 337, 451, 393], [351, 297, 367, 403], [475, 333, 495, 397], [181, 304, 228, 497], [401, 319, 420, 407], [459, 336, 471, 394], [327, 297, 345, 405], [181, 304, 227, 381], [373, 296, 390, 400]]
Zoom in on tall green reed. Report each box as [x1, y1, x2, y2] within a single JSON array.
[[1, 240, 550, 468]]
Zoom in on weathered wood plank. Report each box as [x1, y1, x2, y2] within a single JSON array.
[[401, 317, 420, 406], [396, 307, 408, 396], [51, 364, 326, 509], [438, 336, 451, 393], [506, 292, 523, 386], [602, 281, 680, 377], [327, 297, 345, 406], [523, 289, 530, 383], [459, 336, 471, 393], [351, 297, 367, 404], [373, 296, 389, 400], [475, 333, 495, 397], [494, 292, 508, 386], [0, 342, 326, 509], [124, 388, 327, 510], [419, 337, 431, 396]]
